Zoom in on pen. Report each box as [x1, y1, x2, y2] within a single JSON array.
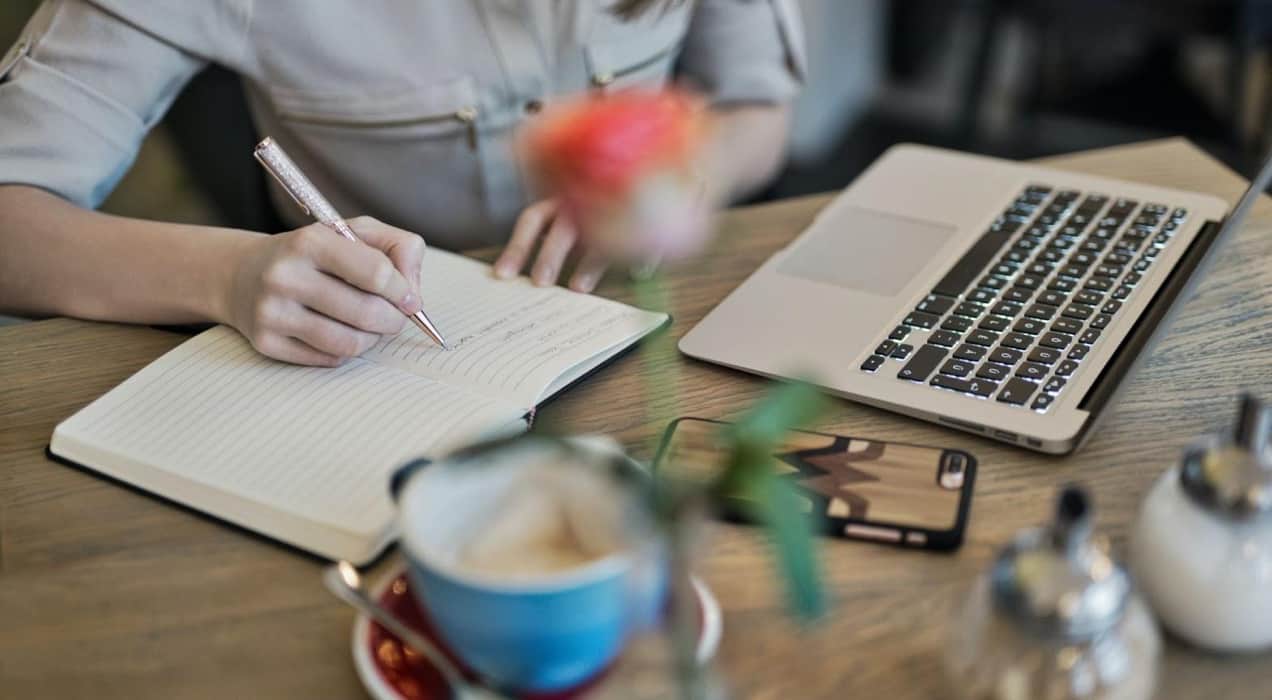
[[253, 137, 449, 350]]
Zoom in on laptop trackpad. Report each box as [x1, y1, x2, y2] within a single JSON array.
[[777, 207, 955, 297]]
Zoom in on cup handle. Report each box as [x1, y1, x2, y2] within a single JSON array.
[[389, 457, 433, 502]]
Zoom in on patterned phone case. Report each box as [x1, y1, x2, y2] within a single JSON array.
[[653, 418, 976, 550]]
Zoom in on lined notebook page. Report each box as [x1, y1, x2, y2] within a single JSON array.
[[53, 326, 523, 541], [365, 250, 667, 408]]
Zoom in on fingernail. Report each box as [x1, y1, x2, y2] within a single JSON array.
[[399, 291, 420, 313], [572, 273, 596, 292], [494, 263, 515, 279], [533, 266, 554, 286]]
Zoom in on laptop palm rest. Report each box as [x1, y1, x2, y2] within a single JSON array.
[[776, 206, 956, 296]]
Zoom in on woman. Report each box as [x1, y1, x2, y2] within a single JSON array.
[[0, 0, 804, 366]]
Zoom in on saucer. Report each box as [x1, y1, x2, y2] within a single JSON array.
[[352, 565, 722, 700]]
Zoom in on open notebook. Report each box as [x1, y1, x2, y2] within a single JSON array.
[[50, 250, 667, 564]]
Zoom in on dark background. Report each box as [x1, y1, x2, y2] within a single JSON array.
[[2, 0, 1270, 229]]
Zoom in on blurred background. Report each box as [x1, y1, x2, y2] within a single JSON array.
[[2, 0, 1270, 229]]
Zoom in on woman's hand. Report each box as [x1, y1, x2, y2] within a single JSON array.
[[493, 199, 610, 293], [224, 217, 425, 366]]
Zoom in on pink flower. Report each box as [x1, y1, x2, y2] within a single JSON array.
[[523, 90, 716, 262]]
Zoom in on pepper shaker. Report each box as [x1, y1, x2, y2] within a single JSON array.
[[946, 486, 1160, 700], [1131, 393, 1272, 652]]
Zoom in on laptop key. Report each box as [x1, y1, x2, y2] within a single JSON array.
[[1044, 377, 1067, 393], [991, 263, 1018, 278], [941, 316, 974, 333], [1068, 345, 1089, 360], [1090, 314, 1112, 329], [1037, 290, 1068, 306], [931, 374, 973, 394], [1123, 272, 1142, 285], [967, 329, 1000, 346], [968, 288, 998, 304], [1017, 362, 1049, 381], [989, 347, 1024, 365], [1134, 258, 1152, 272], [1031, 394, 1055, 411], [979, 275, 1007, 290], [1051, 318, 1083, 335], [1004, 287, 1033, 303], [889, 325, 910, 341], [991, 301, 1022, 317], [1084, 278, 1113, 292], [997, 378, 1038, 405], [979, 316, 1011, 332], [916, 295, 956, 315], [903, 311, 940, 329], [1025, 304, 1058, 320], [940, 359, 975, 378], [1112, 285, 1132, 300], [1144, 246, 1161, 258], [953, 302, 985, 318], [1073, 290, 1102, 306], [1002, 332, 1033, 350], [875, 340, 898, 356], [1062, 304, 1095, 320], [1080, 329, 1101, 344], [1013, 318, 1047, 335], [1016, 275, 1044, 290], [928, 330, 961, 347], [892, 343, 914, 359], [1055, 360, 1079, 377], [1104, 252, 1133, 265], [1028, 347, 1062, 365], [977, 363, 1011, 382], [1040, 332, 1073, 349], [897, 344, 947, 382], [967, 378, 999, 397], [954, 343, 988, 362], [1103, 300, 1123, 314], [1048, 277, 1077, 292], [861, 355, 886, 372]]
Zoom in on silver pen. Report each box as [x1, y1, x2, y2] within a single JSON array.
[[253, 137, 449, 349]]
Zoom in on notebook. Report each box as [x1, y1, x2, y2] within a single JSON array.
[[50, 250, 667, 564]]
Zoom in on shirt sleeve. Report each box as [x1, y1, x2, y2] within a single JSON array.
[[675, 0, 808, 106], [0, 0, 210, 208]]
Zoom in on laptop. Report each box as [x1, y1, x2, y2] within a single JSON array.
[[681, 144, 1272, 454]]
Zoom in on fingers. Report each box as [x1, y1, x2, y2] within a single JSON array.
[[347, 216, 426, 290], [531, 214, 578, 287], [568, 248, 609, 293], [253, 334, 344, 367], [295, 225, 420, 315], [278, 303, 382, 359], [291, 266, 406, 336], [495, 200, 557, 279]]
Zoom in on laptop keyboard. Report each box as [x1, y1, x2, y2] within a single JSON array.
[[859, 185, 1189, 412]]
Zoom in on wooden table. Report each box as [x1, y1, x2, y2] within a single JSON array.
[[2, 139, 1270, 699]]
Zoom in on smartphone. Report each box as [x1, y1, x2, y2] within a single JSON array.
[[653, 418, 976, 551]]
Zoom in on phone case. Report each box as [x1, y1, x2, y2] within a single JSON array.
[[653, 418, 976, 550]]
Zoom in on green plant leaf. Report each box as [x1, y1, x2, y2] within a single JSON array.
[[714, 380, 827, 621]]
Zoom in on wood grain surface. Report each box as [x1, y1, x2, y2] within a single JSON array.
[[2, 139, 1270, 698]]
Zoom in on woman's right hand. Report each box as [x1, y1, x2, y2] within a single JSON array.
[[222, 217, 426, 366]]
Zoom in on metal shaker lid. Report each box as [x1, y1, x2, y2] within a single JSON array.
[[991, 486, 1130, 640], [1180, 393, 1272, 519]]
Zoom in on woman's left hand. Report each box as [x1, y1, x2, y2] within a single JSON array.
[[493, 199, 610, 293]]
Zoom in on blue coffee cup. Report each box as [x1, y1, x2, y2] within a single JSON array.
[[391, 437, 666, 693]]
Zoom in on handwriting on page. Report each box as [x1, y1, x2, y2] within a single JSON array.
[[65, 327, 520, 534], [364, 251, 659, 406]]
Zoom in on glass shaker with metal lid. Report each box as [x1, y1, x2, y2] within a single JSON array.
[[1131, 393, 1272, 652], [946, 486, 1160, 700]]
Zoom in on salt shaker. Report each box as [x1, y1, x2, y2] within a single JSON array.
[[1130, 393, 1272, 652], [946, 486, 1160, 700]]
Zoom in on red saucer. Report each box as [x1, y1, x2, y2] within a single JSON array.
[[352, 566, 721, 700]]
